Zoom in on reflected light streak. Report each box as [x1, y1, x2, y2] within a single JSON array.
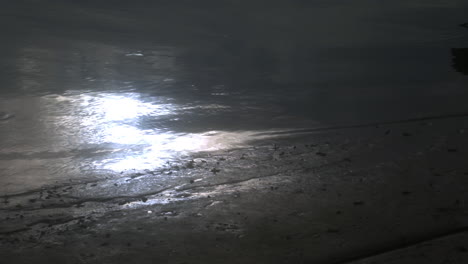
[[99, 95, 170, 121], [50, 91, 270, 173], [102, 129, 263, 172]]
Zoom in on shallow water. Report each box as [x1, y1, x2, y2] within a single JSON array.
[[1, 0, 468, 194]]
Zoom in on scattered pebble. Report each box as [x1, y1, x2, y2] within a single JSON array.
[[0, 111, 14, 121], [186, 160, 195, 169]]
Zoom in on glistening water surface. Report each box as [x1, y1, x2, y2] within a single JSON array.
[[1, 0, 468, 194]]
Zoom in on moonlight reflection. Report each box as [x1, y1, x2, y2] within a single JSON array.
[[60, 92, 268, 172]]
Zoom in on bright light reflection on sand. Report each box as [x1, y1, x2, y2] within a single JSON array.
[[103, 129, 263, 171], [53, 92, 268, 172], [99, 95, 171, 121]]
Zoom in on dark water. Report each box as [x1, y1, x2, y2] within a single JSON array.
[[1, 0, 468, 194]]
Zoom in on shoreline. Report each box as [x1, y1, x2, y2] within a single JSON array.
[[2, 116, 468, 263]]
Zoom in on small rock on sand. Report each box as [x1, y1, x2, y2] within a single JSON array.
[[0, 111, 14, 121]]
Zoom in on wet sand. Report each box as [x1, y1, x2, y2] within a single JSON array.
[[1, 0, 468, 263], [2, 116, 468, 263]]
